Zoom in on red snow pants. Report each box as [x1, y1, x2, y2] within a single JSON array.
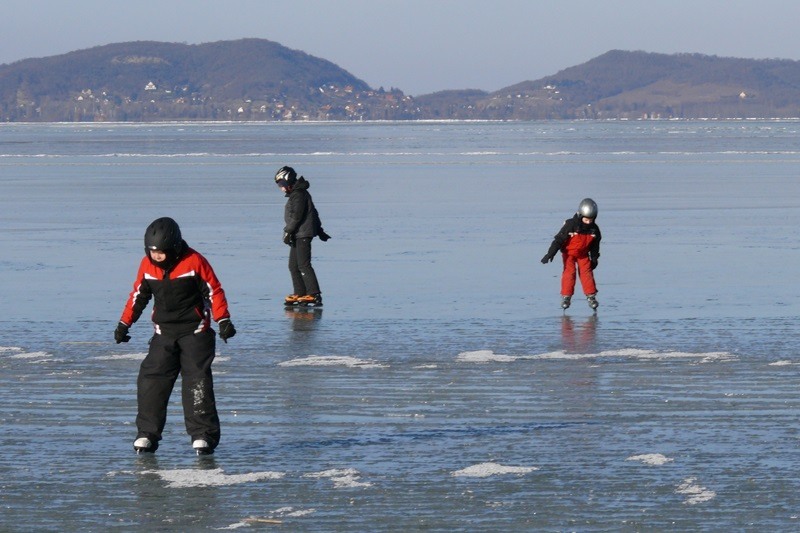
[[561, 253, 597, 297]]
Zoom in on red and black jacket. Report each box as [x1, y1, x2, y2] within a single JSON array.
[[120, 243, 230, 336], [546, 214, 602, 259]]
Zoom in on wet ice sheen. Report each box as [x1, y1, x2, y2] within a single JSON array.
[[1, 121, 800, 530]]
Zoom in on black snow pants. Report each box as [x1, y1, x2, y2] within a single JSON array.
[[288, 237, 320, 295], [136, 329, 220, 448]]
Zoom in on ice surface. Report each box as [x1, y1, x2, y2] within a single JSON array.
[[1, 121, 800, 530]]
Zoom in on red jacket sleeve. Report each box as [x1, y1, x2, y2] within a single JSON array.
[[195, 253, 231, 323], [119, 257, 152, 326]]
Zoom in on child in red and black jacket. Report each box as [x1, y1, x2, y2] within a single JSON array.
[[114, 217, 236, 455], [541, 198, 602, 311]]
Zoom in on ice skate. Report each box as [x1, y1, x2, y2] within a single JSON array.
[[284, 294, 300, 306], [587, 294, 599, 310], [296, 293, 322, 307], [192, 438, 214, 456], [133, 437, 157, 454], [561, 295, 571, 310]]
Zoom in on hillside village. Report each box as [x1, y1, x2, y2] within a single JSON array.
[[66, 80, 415, 122]]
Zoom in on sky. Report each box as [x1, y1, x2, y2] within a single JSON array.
[[4, 0, 800, 96]]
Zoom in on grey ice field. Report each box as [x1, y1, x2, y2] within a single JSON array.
[[1, 121, 799, 530]]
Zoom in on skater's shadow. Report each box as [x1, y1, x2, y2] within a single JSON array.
[[561, 314, 598, 354]]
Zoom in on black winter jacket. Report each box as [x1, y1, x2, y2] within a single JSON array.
[[283, 178, 323, 239]]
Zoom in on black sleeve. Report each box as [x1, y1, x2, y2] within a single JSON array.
[[590, 226, 601, 258], [546, 220, 571, 257]]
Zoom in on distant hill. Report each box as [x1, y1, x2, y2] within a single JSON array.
[[472, 50, 800, 119], [0, 39, 403, 121], [2, 41, 800, 121]]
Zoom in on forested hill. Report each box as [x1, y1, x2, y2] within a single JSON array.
[[468, 50, 800, 120], [2, 41, 800, 121]]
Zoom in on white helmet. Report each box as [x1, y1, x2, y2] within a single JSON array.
[[578, 198, 598, 219]]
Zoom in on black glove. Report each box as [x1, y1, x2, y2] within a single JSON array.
[[318, 229, 331, 242], [218, 318, 236, 343], [590, 257, 599, 270], [114, 322, 131, 344], [541, 253, 554, 264], [283, 232, 295, 246]]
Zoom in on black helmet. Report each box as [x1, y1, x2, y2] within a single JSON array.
[[144, 217, 182, 252], [578, 198, 598, 219], [275, 166, 297, 187]]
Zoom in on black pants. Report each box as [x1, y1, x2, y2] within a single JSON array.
[[136, 330, 220, 447], [288, 237, 320, 295]]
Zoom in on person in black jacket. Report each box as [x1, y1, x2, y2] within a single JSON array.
[[274, 166, 330, 307], [541, 198, 602, 310]]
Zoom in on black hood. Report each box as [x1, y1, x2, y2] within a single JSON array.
[[285, 177, 310, 196]]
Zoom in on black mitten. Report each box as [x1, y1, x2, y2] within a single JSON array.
[[218, 318, 236, 343], [114, 322, 131, 343]]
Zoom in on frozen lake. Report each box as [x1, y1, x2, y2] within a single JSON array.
[[1, 121, 800, 530]]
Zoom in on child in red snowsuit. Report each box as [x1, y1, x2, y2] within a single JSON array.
[[541, 198, 601, 310]]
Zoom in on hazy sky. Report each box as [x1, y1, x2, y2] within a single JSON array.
[[5, 0, 800, 95]]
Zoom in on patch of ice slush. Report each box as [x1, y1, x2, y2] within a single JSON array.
[[456, 349, 735, 363], [272, 506, 316, 517], [94, 353, 147, 360], [0, 347, 23, 353], [676, 477, 716, 504], [627, 453, 674, 466], [304, 468, 372, 488], [455, 350, 519, 363], [141, 467, 284, 488], [8, 351, 51, 359], [279, 355, 387, 368], [452, 462, 538, 478]]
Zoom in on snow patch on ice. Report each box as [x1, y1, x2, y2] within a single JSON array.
[[222, 508, 315, 529], [627, 453, 674, 466], [279, 355, 387, 368], [456, 350, 520, 363], [271, 506, 316, 517], [676, 477, 716, 504], [304, 468, 372, 488], [452, 462, 538, 478], [8, 350, 52, 360], [456, 349, 735, 363], [139, 467, 284, 488], [769, 360, 796, 366], [94, 353, 147, 361], [0, 346, 24, 353]]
